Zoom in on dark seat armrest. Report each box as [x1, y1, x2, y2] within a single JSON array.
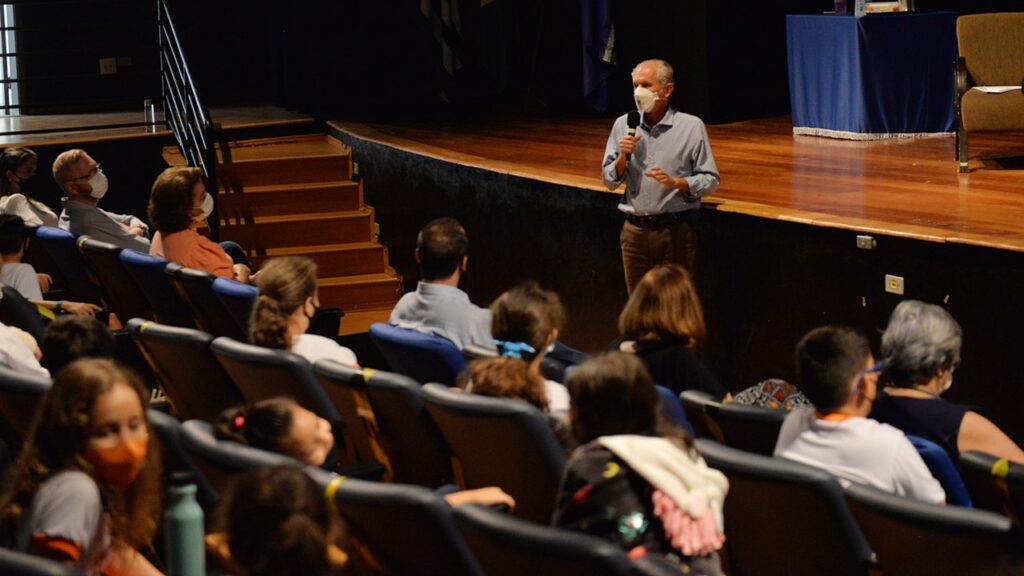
[[955, 56, 970, 98]]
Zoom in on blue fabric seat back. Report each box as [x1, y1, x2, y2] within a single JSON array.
[[118, 250, 194, 327], [368, 323, 466, 386], [77, 236, 151, 322], [34, 226, 103, 304], [212, 277, 257, 338], [166, 264, 244, 340], [655, 384, 695, 436], [452, 504, 632, 576], [907, 434, 972, 508]]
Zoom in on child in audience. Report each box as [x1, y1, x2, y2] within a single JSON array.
[[0, 147, 57, 228], [553, 352, 728, 573], [488, 281, 571, 419], [460, 357, 573, 451], [0, 358, 162, 574], [0, 214, 101, 317], [210, 465, 349, 576], [615, 264, 725, 398], [213, 397, 514, 508], [250, 256, 358, 367], [774, 325, 945, 504], [40, 315, 115, 376], [147, 166, 251, 282]]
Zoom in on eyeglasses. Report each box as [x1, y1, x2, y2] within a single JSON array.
[[854, 359, 884, 395], [68, 164, 102, 182]]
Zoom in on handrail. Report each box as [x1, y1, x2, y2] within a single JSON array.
[[157, 0, 219, 240]]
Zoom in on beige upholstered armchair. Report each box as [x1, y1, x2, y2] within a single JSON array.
[[955, 13, 1024, 172]]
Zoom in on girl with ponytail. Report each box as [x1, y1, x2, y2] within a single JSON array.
[[250, 257, 358, 367]]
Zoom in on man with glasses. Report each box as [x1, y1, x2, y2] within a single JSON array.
[[53, 149, 150, 253], [773, 325, 945, 504]]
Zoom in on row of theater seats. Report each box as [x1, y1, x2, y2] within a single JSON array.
[[22, 225, 342, 341]]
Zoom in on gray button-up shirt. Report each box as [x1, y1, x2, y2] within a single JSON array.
[[389, 281, 492, 350], [58, 198, 150, 253], [602, 108, 720, 215]]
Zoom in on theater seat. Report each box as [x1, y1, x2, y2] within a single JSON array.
[[421, 383, 565, 524], [128, 319, 243, 422], [211, 276, 257, 338], [907, 435, 972, 508], [0, 285, 47, 343], [166, 264, 244, 340], [369, 323, 466, 386], [147, 409, 216, 506], [452, 504, 633, 576], [0, 547, 81, 576], [321, 476, 484, 576], [845, 483, 1019, 576], [679, 389, 722, 440], [0, 365, 50, 440], [711, 402, 787, 456], [695, 438, 872, 576], [959, 451, 1024, 519], [77, 236, 151, 323], [119, 250, 194, 328], [34, 226, 104, 305]]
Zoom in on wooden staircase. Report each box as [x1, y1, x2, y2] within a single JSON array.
[[162, 134, 401, 335]]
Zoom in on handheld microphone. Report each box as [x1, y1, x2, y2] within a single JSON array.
[[625, 111, 640, 162]]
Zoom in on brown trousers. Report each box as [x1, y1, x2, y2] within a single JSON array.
[[620, 216, 696, 293]]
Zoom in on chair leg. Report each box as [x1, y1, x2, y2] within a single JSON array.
[[957, 127, 969, 173]]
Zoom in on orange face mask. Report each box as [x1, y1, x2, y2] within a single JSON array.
[[84, 437, 149, 490]]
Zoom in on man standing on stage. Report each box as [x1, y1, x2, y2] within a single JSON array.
[[602, 58, 720, 292]]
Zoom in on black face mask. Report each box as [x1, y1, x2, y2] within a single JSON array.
[[303, 300, 319, 322]]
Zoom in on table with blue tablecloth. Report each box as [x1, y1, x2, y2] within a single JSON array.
[[786, 11, 958, 139]]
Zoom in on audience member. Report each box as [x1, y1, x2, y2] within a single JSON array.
[[39, 315, 115, 376], [615, 264, 724, 398], [553, 352, 728, 572], [53, 149, 151, 252], [871, 300, 1024, 463], [488, 281, 571, 418], [213, 397, 514, 508], [460, 357, 573, 451], [0, 359, 162, 574], [774, 326, 945, 504], [250, 256, 358, 367], [209, 465, 349, 576], [389, 217, 491, 349], [147, 166, 252, 282], [730, 378, 810, 410], [0, 214, 100, 317], [0, 148, 57, 227], [0, 320, 49, 378]]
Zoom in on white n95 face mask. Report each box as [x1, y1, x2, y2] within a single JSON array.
[[634, 87, 659, 113], [198, 192, 214, 220], [87, 170, 108, 199]]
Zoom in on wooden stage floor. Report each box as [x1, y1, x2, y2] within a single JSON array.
[[332, 116, 1024, 253]]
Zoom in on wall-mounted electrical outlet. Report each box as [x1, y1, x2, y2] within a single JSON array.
[[856, 235, 876, 250], [885, 274, 905, 295]]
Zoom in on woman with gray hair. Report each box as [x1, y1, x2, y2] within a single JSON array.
[[870, 300, 1024, 462]]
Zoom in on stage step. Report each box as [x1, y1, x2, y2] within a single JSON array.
[[317, 272, 402, 310], [163, 133, 401, 332], [218, 181, 362, 218], [255, 242, 389, 278], [221, 209, 375, 249]]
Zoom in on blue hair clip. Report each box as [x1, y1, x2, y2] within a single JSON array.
[[493, 339, 536, 359]]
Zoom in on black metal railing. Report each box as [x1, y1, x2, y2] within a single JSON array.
[[157, 0, 219, 239]]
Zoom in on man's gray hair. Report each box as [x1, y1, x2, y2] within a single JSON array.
[[880, 300, 962, 387], [632, 59, 674, 86]]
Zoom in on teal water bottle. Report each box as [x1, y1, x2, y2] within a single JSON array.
[[164, 471, 206, 576]]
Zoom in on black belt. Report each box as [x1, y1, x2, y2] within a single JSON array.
[[625, 210, 695, 229]]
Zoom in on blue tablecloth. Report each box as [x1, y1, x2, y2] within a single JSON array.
[[786, 12, 958, 139]]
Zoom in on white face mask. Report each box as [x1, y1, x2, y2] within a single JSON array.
[[87, 170, 108, 199], [196, 192, 214, 221], [941, 374, 953, 394], [634, 86, 660, 113]]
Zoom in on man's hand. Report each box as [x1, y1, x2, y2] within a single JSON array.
[[36, 273, 53, 292], [645, 166, 690, 191], [618, 134, 640, 158], [127, 226, 146, 237]]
